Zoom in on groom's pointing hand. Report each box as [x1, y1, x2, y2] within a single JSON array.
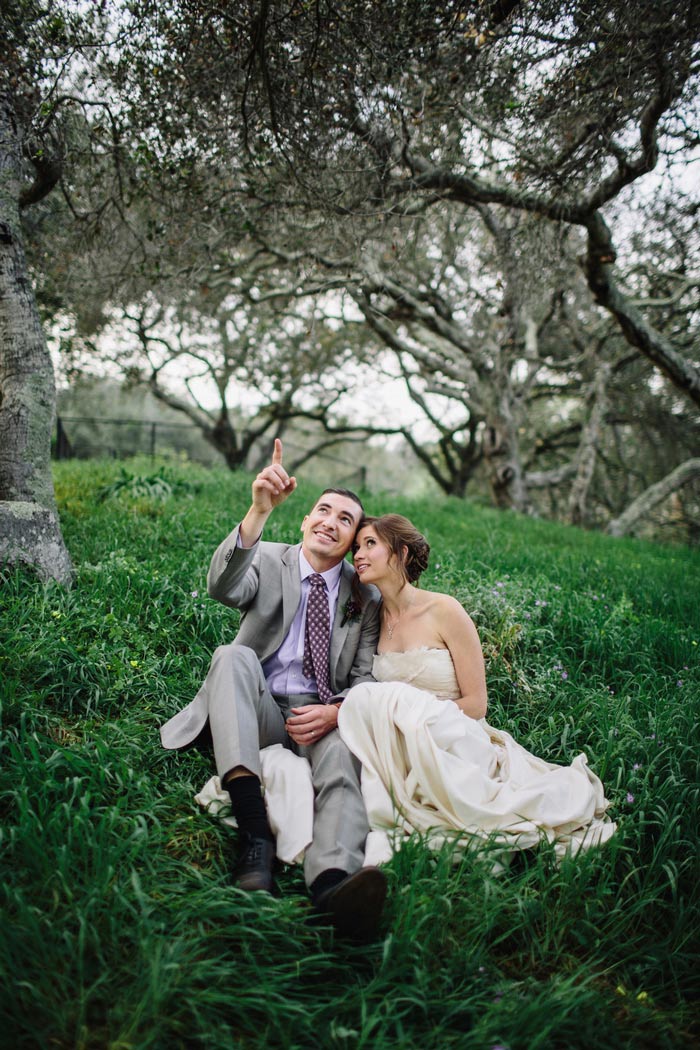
[[239, 439, 298, 546], [252, 438, 297, 513]]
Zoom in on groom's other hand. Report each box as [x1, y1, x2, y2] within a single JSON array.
[[286, 703, 339, 745]]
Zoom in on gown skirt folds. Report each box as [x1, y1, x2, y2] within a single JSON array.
[[337, 648, 616, 865]]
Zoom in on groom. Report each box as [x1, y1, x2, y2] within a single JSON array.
[[160, 440, 385, 938]]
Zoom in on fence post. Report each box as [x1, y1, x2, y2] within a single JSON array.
[[55, 415, 72, 460], [150, 421, 157, 459]]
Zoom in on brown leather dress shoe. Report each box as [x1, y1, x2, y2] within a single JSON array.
[[314, 866, 387, 941], [234, 834, 276, 893]]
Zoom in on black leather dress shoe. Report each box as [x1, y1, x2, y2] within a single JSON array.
[[234, 834, 276, 893], [314, 866, 387, 941]]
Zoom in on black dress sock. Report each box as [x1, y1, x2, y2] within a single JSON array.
[[226, 775, 274, 842], [310, 868, 348, 905]]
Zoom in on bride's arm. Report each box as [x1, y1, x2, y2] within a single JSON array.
[[435, 595, 488, 719]]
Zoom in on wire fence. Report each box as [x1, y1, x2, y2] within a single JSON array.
[[53, 415, 368, 491], [54, 415, 204, 461]]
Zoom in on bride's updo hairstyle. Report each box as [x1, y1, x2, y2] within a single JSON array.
[[360, 514, 430, 585]]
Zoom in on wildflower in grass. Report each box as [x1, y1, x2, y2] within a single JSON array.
[[191, 590, 199, 598], [626, 792, 635, 803], [676, 680, 683, 688], [636, 991, 649, 1002], [561, 671, 568, 680], [51, 610, 62, 619], [130, 659, 139, 668], [633, 763, 642, 771]]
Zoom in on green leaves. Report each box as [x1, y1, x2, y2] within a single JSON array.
[[97, 466, 199, 503]]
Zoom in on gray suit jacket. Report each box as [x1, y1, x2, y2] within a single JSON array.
[[160, 524, 381, 749]]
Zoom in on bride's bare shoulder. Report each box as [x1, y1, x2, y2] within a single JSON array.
[[422, 589, 466, 610], [419, 590, 468, 616], [424, 590, 478, 628]]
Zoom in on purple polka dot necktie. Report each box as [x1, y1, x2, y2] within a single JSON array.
[[303, 573, 332, 703]]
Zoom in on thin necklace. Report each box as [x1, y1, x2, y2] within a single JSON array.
[[384, 595, 412, 639]]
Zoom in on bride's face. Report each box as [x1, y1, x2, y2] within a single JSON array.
[[353, 526, 396, 584]]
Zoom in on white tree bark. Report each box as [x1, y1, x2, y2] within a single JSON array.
[[0, 92, 73, 585]]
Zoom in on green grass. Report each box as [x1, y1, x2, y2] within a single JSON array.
[[1, 456, 699, 1050]]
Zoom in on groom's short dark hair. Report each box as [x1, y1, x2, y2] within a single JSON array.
[[316, 487, 365, 516]]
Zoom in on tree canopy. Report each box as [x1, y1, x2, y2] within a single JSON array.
[[2, 0, 699, 580]]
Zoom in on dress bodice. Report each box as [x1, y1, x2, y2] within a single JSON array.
[[372, 648, 460, 700]]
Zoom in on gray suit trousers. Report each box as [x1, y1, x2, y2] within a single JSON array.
[[203, 643, 368, 887]]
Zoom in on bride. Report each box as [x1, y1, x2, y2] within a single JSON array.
[[338, 514, 616, 866]]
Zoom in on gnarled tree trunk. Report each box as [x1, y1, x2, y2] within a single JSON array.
[[568, 360, 611, 526], [483, 373, 532, 514], [0, 92, 73, 585]]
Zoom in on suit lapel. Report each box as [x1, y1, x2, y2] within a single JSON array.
[[330, 562, 353, 671], [256, 543, 302, 662], [280, 543, 302, 640]]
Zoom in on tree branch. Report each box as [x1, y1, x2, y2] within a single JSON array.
[[607, 458, 700, 537]]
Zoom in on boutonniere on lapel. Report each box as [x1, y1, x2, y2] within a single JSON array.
[[340, 596, 362, 627]]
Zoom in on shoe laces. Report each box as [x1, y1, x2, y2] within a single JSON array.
[[243, 838, 265, 864]]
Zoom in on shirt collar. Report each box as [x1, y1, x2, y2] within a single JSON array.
[[299, 549, 344, 592]]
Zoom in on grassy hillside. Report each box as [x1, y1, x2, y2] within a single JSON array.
[[1, 457, 698, 1050]]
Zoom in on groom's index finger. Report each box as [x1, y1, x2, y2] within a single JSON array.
[[272, 438, 283, 466]]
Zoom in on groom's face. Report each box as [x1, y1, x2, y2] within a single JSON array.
[[300, 492, 363, 568]]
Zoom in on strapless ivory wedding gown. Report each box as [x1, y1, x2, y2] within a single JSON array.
[[338, 648, 616, 866]]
